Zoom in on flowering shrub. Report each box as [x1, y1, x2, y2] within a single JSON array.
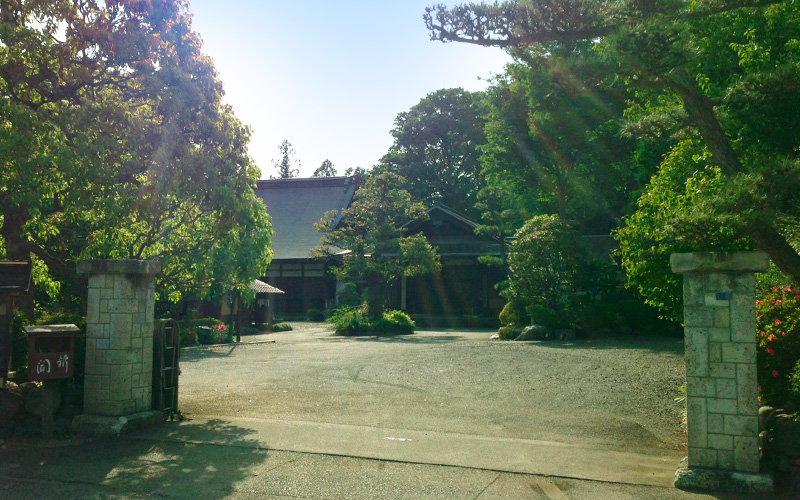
[[756, 286, 800, 408]]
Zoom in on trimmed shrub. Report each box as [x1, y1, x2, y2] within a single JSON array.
[[327, 307, 415, 336], [181, 329, 198, 347], [497, 326, 519, 340], [305, 309, 325, 322], [499, 300, 526, 327]]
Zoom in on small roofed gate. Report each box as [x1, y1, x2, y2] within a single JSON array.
[[153, 319, 181, 420], [0, 261, 32, 382]]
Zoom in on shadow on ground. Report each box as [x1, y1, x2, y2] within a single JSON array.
[[0, 419, 268, 499], [518, 334, 685, 355]]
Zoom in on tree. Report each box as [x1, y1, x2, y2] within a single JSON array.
[[0, 0, 272, 313], [313, 159, 337, 177], [272, 140, 300, 179], [505, 215, 587, 328], [480, 48, 665, 234], [314, 172, 440, 319], [378, 88, 488, 217], [425, 1, 800, 292]]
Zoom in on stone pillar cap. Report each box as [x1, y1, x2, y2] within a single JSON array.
[[77, 259, 161, 276], [670, 251, 769, 274]]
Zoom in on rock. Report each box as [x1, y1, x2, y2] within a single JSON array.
[[0, 389, 25, 438], [489, 333, 500, 340], [759, 406, 775, 431], [25, 384, 62, 417], [515, 325, 552, 341], [25, 383, 62, 439], [773, 414, 800, 460]]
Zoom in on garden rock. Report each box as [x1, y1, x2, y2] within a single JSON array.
[[26, 383, 62, 438], [516, 325, 552, 341], [773, 414, 800, 460], [758, 405, 775, 431], [0, 387, 25, 437]]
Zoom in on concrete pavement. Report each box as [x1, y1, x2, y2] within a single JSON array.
[[142, 415, 680, 487], [0, 424, 772, 499]]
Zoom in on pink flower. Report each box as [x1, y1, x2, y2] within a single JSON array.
[[756, 300, 761, 306], [215, 324, 226, 331], [775, 319, 782, 325], [766, 348, 775, 356], [782, 331, 787, 336], [772, 370, 780, 377], [785, 286, 792, 292], [775, 299, 782, 305]]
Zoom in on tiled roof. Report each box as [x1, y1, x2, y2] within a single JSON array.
[[254, 176, 357, 260], [252, 279, 284, 294], [0, 261, 32, 293]]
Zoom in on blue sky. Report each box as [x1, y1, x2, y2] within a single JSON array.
[[187, 1, 510, 179]]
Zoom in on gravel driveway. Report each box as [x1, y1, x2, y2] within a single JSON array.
[[178, 323, 687, 456]]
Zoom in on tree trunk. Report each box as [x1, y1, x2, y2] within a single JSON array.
[[748, 224, 800, 283], [670, 71, 744, 177], [668, 72, 800, 281], [365, 272, 385, 321]]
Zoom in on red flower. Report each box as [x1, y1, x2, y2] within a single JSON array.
[[775, 319, 782, 325], [782, 331, 787, 336], [772, 370, 780, 377], [767, 334, 777, 342], [785, 286, 793, 292], [775, 299, 782, 305], [215, 324, 226, 331], [766, 348, 775, 355]]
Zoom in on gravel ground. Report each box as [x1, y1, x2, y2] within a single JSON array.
[[178, 323, 687, 455]]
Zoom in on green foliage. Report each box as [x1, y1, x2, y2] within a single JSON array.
[[178, 318, 230, 346], [496, 325, 519, 340], [505, 215, 586, 329], [313, 159, 337, 177], [10, 311, 28, 375], [616, 140, 750, 322], [327, 307, 415, 336], [756, 285, 800, 408], [272, 140, 300, 178], [498, 300, 526, 327], [315, 172, 440, 319], [0, 0, 272, 316], [305, 309, 326, 322], [426, 0, 800, 322], [790, 359, 800, 410], [378, 88, 488, 217], [480, 47, 660, 234]]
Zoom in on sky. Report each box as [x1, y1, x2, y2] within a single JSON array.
[[187, 1, 511, 179]]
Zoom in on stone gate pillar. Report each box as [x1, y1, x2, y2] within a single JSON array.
[[73, 259, 162, 435], [671, 252, 772, 493]]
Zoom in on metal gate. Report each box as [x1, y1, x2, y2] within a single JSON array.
[[153, 319, 181, 420]]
